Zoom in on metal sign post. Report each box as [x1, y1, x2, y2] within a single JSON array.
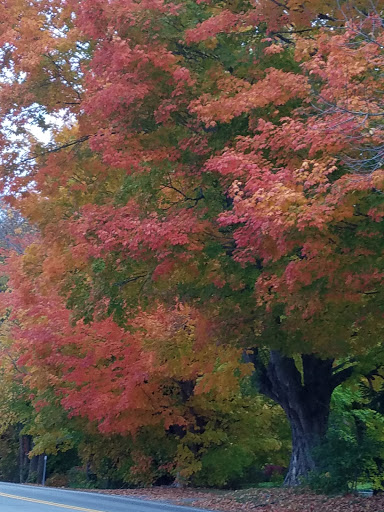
[[42, 455, 47, 486]]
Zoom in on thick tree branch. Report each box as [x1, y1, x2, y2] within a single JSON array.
[[331, 364, 356, 389]]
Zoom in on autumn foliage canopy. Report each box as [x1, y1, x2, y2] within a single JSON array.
[[1, 0, 384, 486]]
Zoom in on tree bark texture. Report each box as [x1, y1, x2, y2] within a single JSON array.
[[37, 454, 45, 484], [250, 350, 353, 486], [18, 433, 31, 484]]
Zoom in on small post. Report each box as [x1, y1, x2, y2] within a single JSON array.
[[42, 455, 47, 486]]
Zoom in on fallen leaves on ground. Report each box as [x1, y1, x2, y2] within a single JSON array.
[[86, 486, 384, 511]]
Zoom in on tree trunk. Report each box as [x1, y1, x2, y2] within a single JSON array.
[[283, 401, 328, 486], [27, 454, 39, 483], [18, 433, 32, 484], [168, 379, 207, 488], [249, 350, 354, 486]]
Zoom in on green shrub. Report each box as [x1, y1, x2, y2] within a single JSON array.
[[193, 444, 254, 488], [308, 387, 384, 494], [45, 473, 69, 487], [67, 467, 97, 489]]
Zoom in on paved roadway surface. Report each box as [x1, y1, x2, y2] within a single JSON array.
[[0, 482, 218, 512]]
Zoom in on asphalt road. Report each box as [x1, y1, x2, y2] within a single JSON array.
[[0, 482, 216, 512]]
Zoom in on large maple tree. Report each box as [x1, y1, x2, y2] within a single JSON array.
[[1, 0, 384, 485]]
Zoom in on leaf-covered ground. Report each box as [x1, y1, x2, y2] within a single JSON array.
[[89, 487, 384, 511]]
